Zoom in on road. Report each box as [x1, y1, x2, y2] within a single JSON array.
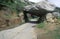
[[0, 23, 37, 39]]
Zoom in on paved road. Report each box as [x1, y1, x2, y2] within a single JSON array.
[[0, 23, 37, 39]]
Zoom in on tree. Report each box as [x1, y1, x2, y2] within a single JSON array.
[[0, 0, 35, 11], [55, 7, 60, 13]]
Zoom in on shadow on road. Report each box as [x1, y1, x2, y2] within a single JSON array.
[[28, 21, 39, 24]]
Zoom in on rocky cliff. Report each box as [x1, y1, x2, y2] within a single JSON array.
[[24, 0, 56, 12]]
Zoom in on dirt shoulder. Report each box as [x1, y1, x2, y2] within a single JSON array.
[[35, 21, 60, 39]]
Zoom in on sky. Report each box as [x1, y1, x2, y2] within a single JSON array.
[[29, 0, 60, 7]]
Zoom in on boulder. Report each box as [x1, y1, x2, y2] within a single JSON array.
[[24, 0, 56, 15], [46, 13, 58, 23], [46, 13, 55, 22], [23, 0, 56, 22]]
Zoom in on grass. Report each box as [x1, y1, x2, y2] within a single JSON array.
[[36, 17, 60, 28], [57, 17, 60, 21], [47, 28, 60, 39], [36, 17, 60, 39], [37, 22, 45, 28]]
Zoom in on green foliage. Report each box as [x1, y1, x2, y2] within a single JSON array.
[[57, 17, 60, 20], [0, 0, 26, 12], [55, 7, 60, 13], [0, 0, 35, 15]]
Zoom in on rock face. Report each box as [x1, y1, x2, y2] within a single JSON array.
[[0, 7, 24, 30], [0, 18, 7, 28], [24, 0, 56, 14]]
